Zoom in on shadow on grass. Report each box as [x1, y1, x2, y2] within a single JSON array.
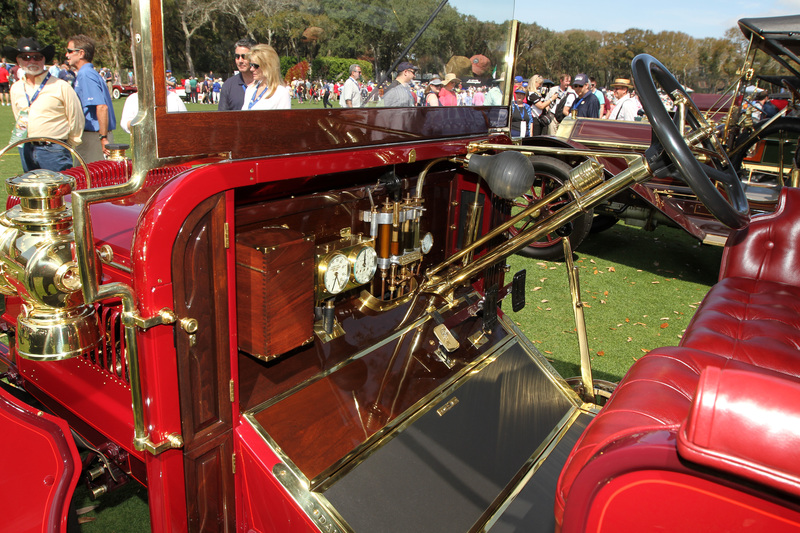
[[576, 221, 724, 286]]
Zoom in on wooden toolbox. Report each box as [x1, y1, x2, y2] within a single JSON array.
[[236, 227, 315, 360]]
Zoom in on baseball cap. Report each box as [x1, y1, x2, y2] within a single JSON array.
[[573, 73, 589, 86], [429, 78, 443, 86], [396, 61, 419, 72], [514, 75, 523, 83]]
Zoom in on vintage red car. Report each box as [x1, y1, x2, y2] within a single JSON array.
[[512, 15, 800, 260], [111, 83, 137, 100], [0, 2, 797, 532]]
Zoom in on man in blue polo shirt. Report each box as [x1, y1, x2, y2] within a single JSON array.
[[66, 34, 117, 163], [569, 73, 600, 118]]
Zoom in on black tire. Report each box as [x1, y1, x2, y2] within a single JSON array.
[[729, 116, 800, 185], [509, 155, 593, 260]]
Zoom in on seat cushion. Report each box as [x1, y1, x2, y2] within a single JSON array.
[[679, 276, 800, 377]]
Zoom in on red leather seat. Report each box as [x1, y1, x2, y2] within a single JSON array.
[[556, 187, 800, 530]]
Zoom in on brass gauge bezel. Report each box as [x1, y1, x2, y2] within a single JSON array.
[[349, 244, 378, 285], [319, 252, 350, 296]]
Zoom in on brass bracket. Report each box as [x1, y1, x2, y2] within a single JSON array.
[[126, 308, 178, 330], [134, 432, 184, 455]]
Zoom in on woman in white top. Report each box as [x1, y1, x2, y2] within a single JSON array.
[[242, 44, 291, 111]]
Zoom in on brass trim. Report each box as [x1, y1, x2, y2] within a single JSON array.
[[357, 278, 418, 312], [477, 406, 584, 532], [245, 332, 517, 493]]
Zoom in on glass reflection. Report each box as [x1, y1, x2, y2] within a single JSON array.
[[160, 0, 515, 114]]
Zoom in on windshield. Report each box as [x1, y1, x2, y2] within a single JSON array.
[[161, 0, 515, 111]]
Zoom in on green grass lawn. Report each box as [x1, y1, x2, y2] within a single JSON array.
[[0, 93, 725, 530]]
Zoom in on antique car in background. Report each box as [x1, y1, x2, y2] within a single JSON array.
[[2, 0, 799, 531], [111, 83, 138, 100], [514, 14, 800, 259]]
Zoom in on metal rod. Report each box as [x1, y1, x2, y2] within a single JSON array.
[[563, 237, 594, 403]]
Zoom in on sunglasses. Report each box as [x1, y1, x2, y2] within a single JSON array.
[[66, 48, 81, 54], [234, 54, 248, 60], [19, 53, 44, 61], [249, 63, 260, 69]]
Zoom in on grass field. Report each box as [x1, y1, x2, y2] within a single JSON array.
[[0, 93, 726, 531]]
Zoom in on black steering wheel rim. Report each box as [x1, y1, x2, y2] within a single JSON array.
[[631, 54, 749, 229]]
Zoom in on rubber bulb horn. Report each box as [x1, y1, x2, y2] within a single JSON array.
[[467, 151, 535, 200]]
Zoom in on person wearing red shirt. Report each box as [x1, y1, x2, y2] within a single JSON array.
[[0, 61, 9, 106], [439, 73, 460, 106]]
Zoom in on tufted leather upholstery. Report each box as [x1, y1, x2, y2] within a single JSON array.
[[555, 187, 800, 530]]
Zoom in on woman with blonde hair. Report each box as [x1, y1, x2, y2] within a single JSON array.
[[242, 44, 291, 110], [527, 74, 558, 135]]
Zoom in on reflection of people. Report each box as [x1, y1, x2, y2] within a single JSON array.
[[383, 62, 418, 107], [439, 73, 460, 106], [425, 78, 442, 106], [120, 91, 187, 133], [483, 78, 503, 106], [242, 44, 290, 111], [749, 90, 778, 122], [340, 64, 362, 107], [607, 78, 640, 121], [4, 37, 84, 172], [219, 39, 255, 111], [67, 34, 117, 162]]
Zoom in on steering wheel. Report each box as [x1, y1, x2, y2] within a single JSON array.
[[631, 54, 749, 229]]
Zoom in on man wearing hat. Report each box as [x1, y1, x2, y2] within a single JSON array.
[[5, 37, 84, 172], [438, 73, 460, 106], [383, 61, 418, 107], [66, 34, 117, 163], [568, 73, 600, 118], [608, 78, 640, 121]]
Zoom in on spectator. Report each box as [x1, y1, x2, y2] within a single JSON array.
[[484, 78, 503, 106], [66, 34, 117, 162], [527, 74, 558, 135], [568, 73, 600, 118], [607, 78, 641, 121], [425, 78, 442, 106], [212, 78, 221, 105], [590, 77, 606, 117], [546, 74, 574, 134], [242, 44, 290, 110], [219, 39, 255, 111], [165, 69, 177, 89], [750, 90, 778, 122], [340, 64, 362, 107], [4, 37, 84, 171], [510, 87, 532, 137], [439, 73, 460, 106], [0, 60, 9, 106], [384, 62, 418, 107]]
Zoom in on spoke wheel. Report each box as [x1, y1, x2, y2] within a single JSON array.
[[510, 155, 592, 260]]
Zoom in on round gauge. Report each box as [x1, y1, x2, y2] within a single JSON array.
[[352, 245, 378, 284], [420, 232, 434, 254], [322, 253, 350, 294]]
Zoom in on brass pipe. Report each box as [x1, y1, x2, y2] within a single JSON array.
[[422, 156, 651, 297], [563, 237, 594, 403]]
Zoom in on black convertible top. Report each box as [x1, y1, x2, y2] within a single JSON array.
[[739, 15, 800, 73]]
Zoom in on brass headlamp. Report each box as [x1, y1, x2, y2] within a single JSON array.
[[0, 169, 101, 360]]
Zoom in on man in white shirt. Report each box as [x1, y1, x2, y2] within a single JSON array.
[[340, 64, 362, 107], [608, 78, 641, 121]]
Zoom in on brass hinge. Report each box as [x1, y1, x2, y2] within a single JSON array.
[[232, 452, 236, 474], [229, 379, 235, 402], [223, 222, 230, 249]]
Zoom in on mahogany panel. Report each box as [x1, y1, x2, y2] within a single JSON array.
[[183, 431, 235, 533]]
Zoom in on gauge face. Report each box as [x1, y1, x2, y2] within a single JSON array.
[[420, 232, 434, 254], [323, 253, 350, 294], [352, 245, 378, 284]]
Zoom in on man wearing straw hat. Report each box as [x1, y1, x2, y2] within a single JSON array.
[[4, 37, 84, 172], [608, 78, 641, 121]]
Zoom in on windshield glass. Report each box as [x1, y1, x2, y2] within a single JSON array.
[[161, 0, 515, 113]]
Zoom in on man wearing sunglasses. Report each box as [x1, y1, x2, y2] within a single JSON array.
[[567, 73, 600, 118], [219, 39, 256, 111], [340, 64, 363, 108], [66, 34, 118, 163], [4, 37, 84, 172]]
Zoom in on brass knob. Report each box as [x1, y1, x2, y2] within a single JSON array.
[[179, 317, 198, 334]]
